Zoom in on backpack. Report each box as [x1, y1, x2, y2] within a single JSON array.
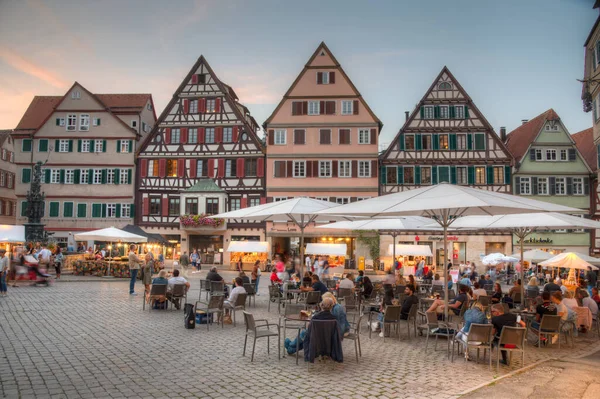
[[184, 304, 195, 329]]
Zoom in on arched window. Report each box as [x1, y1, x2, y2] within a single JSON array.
[[438, 82, 452, 90]]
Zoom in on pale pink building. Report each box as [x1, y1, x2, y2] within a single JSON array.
[[263, 42, 382, 266]]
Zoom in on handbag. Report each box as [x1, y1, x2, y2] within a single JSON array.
[[184, 304, 195, 329]]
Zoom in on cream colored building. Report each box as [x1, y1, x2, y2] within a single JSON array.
[[0, 130, 17, 225], [12, 83, 156, 245]]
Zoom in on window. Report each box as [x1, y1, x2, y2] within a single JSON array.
[[223, 127, 233, 143], [439, 106, 449, 119], [65, 169, 74, 184], [336, 197, 350, 205], [273, 197, 288, 202], [535, 149, 543, 161], [245, 159, 257, 177], [358, 129, 370, 144], [308, 101, 320, 115], [171, 128, 180, 144], [358, 161, 370, 177], [273, 161, 286, 178], [185, 198, 198, 214], [205, 128, 215, 144], [249, 197, 261, 207], [79, 114, 89, 131], [455, 106, 464, 119], [225, 159, 236, 177], [206, 198, 219, 215], [168, 198, 180, 216], [422, 167, 432, 184], [341, 100, 353, 115], [50, 169, 60, 184], [7, 173, 13, 188], [573, 177, 584, 195], [293, 161, 306, 178], [439, 134, 449, 150], [438, 166, 450, 183], [206, 99, 216, 113], [120, 169, 129, 184], [422, 135, 432, 150], [81, 139, 91, 152], [319, 71, 330, 84], [107, 169, 115, 184], [166, 160, 177, 177], [71, 91, 80, 99], [545, 149, 556, 161], [274, 129, 286, 145], [93, 117, 101, 126], [386, 166, 397, 184], [120, 140, 130, 153], [194, 160, 205, 177], [55, 118, 65, 127], [457, 134, 467, 150], [22, 139, 32, 152], [189, 100, 198, 113], [94, 140, 103, 153], [149, 197, 161, 215], [107, 203, 117, 218], [93, 170, 102, 184], [148, 160, 159, 177], [77, 203, 87, 218], [67, 114, 77, 131], [189, 128, 198, 144], [0, 172, 5, 187], [560, 149, 567, 161], [339, 161, 351, 177], [475, 167, 486, 184], [520, 177, 531, 195], [537, 177, 548, 195], [545, 123, 559, 131], [492, 166, 504, 184], [229, 198, 241, 211], [423, 106, 434, 119], [474, 134, 485, 150], [555, 177, 566, 195], [80, 170, 89, 184], [49, 202, 59, 217], [405, 135, 415, 150], [58, 139, 69, 152], [319, 161, 332, 177], [319, 129, 331, 144], [403, 167, 415, 184], [357, 197, 370, 201], [438, 82, 452, 90], [121, 204, 131, 218]]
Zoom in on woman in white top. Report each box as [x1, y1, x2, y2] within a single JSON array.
[[561, 290, 579, 310], [551, 291, 569, 321]]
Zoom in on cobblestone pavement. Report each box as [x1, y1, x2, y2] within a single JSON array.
[[1, 273, 599, 399]]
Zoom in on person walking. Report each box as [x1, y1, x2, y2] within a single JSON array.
[[54, 247, 63, 279], [142, 253, 154, 302], [179, 251, 190, 278], [190, 249, 199, 271], [128, 244, 142, 295], [251, 260, 261, 296], [586, 266, 597, 296], [0, 249, 8, 297]]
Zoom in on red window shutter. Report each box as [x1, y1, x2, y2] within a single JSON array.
[[191, 74, 198, 84], [181, 128, 188, 144], [162, 197, 169, 216], [371, 160, 378, 177], [268, 129, 274, 146], [317, 72, 323, 84], [158, 159, 167, 178], [183, 99, 189, 115], [241, 197, 248, 208], [189, 160, 197, 178], [217, 159, 225, 178], [370, 128, 377, 145], [320, 101, 325, 114], [217, 127, 224, 143], [165, 128, 171, 144], [232, 126, 239, 142], [199, 98, 206, 113], [142, 197, 149, 216], [286, 160, 293, 177], [237, 158, 245, 178], [292, 102, 299, 116], [330, 71, 335, 84], [140, 159, 148, 178], [332, 161, 338, 177], [207, 159, 215, 177], [326, 101, 336, 115], [178, 159, 185, 177], [353, 100, 359, 115], [302, 101, 308, 115], [306, 160, 313, 177], [215, 98, 221, 113], [257, 157, 264, 177], [198, 128, 205, 144], [260, 197, 266, 205], [352, 161, 358, 178], [313, 160, 318, 175]]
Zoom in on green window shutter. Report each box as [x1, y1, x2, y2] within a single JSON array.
[[44, 169, 50, 183], [464, 106, 470, 118], [55, 118, 60, 126], [21, 201, 29, 217], [504, 166, 511, 185], [55, 139, 60, 152], [101, 204, 107, 218], [449, 134, 457, 150], [49, 201, 59, 217], [127, 169, 132, 184], [415, 134, 422, 150], [68, 140, 73, 152], [116, 140, 121, 153], [380, 166, 387, 185], [63, 202, 73, 217], [92, 203, 101, 218], [77, 203, 87, 218], [129, 203, 135, 218], [450, 166, 457, 184], [101, 169, 107, 184], [77, 140, 82, 152], [486, 166, 494, 185], [22, 168, 31, 183], [434, 106, 440, 119], [102, 140, 107, 153], [475, 133, 486, 150], [432, 167, 438, 184], [38, 139, 48, 152], [116, 204, 121, 218], [419, 106, 424, 118], [467, 134, 473, 150], [59, 169, 65, 184], [114, 168, 120, 184], [397, 166, 404, 184], [432, 134, 439, 150], [88, 169, 94, 184], [449, 106, 455, 119], [129, 140, 133, 153], [467, 166, 475, 185], [399, 135, 405, 151], [74, 169, 80, 184], [439, 166, 449, 183], [22, 139, 32, 152], [97, 118, 101, 126], [415, 166, 421, 185]]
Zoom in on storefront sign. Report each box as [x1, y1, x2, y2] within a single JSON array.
[[269, 227, 299, 232], [428, 236, 459, 241], [524, 237, 553, 244]]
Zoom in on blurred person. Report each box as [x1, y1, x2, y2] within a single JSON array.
[[128, 244, 142, 296]]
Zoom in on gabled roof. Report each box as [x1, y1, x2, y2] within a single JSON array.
[[504, 109, 559, 162], [15, 96, 62, 130], [0, 130, 12, 147], [184, 178, 223, 193], [263, 41, 382, 130], [572, 127, 596, 172]]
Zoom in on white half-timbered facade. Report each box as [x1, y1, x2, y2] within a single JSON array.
[[136, 56, 266, 263]]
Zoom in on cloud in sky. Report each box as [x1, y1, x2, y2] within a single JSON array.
[[0, 47, 68, 89]]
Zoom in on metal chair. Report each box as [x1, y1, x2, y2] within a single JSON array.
[[325, 279, 337, 289], [451, 324, 494, 369], [395, 285, 406, 298], [496, 326, 526, 371], [305, 319, 340, 370], [210, 281, 225, 297], [243, 283, 256, 307], [381, 305, 402, 342], [279, 303, 307, 365], [511, 291, 522, 305], [343, 295, 358, 313], [169, 284, 188, 310], [242, 311, 280, 362], [228, 293, 247, 327], [199, 279, 211, 300], [338, 288, 353, 301], [417, 311, 440, 351], [194, 295, 224, 330], [144, 284, 167, 311], [399, 303, 419, 339], [345, 313, 364, 363], [533, 314, 562, 348], [305, 291, 321, 311], [268, 284, 284, 313]]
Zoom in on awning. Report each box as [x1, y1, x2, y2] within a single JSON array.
[[305, 243, 347, 256], [226, 241, 269, 253], [387, 244, 432, 257], [0, 225, 25, 243]]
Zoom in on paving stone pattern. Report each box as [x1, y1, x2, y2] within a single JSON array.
[[1, 273, 599, 399]]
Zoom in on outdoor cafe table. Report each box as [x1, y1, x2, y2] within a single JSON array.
[[280, 313, 311, 364]]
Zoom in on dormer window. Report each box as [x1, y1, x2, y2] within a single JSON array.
[[438, 82, 452, 90], [545, 122, 559, 131], [71, 91, 81, 99], [317, 72, 335, 85]]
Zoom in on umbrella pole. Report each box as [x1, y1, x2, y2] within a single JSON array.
[[442, 210, 449, 322], [392, 233, 396, 272], [519, 231, 524, 309], [299, 225, 305, 277]]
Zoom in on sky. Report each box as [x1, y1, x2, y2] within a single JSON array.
[[0, 0, 598, 150]]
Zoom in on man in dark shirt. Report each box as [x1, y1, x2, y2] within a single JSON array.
[[543, 278, 561, 294], [400, 284, 419, 320], [586, 267, 597, 296], [449, 285, 469, 315], [206, 266, 223, 282], [531, 291, 557, 330], [490, 304, 526, 365], [300, 274, 329, 299]]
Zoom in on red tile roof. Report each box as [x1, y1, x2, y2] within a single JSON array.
[[505, 109, 560, 162], [96, 94, 151, 110], [572, 127, 596, 172]]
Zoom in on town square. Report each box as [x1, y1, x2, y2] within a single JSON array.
[[2, 1, 600, 398]]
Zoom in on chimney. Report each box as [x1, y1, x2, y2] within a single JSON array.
[[405, 111, 409, 122], [500, 126, 506, 142], [521, 119, 528, 125]]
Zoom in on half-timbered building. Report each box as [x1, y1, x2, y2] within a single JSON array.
[[136, 56, 265, 265], [379, 67, 514, 269]]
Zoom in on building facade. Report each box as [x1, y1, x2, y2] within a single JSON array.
[[505, 109, 593, 254], [263, 42, 382, 264], [136, 56, 266, 265], [0, 131, 17, 225], [12, 83, 156, 245], [380, 67, 514, 268]]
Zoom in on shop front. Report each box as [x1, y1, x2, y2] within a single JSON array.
[[512, 231, 591, 257]]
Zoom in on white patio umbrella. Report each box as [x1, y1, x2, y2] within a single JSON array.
[[315, 183, 579, 319], [509, 249, 553, 263], [211, 197, 351, 274], [481, 253, 518, 266], [539, 252, 598, 270]]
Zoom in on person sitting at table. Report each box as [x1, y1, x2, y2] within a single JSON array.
[[239, 271, 250, 285], [447, 272, 453, 291], [355, 270, 364, 286], [478, 274, 487, 286], [206, 266, 228, 295], [302, 272, 313, 287], [490, 304, 526, 365], [455, 301, 488, 360], [459, 274, 472, 288], [149, 270, 169, 309], [300, 274, 329, 299], [396, 273, 407, 286], [543, 277, 561, 294], [491, 283, 503, 304], [270, 269, 282, 285], [551, 291, 569, 321], [526, 276, 539, 290], [166, 269, 190, 310], [472, 281, 487, 300], [562, 291, 579, 310], [432, 273, 444, 287], [530, 291, 557, 331], [338, 273, 355, 290], [408, 274, 419, 292], [426, 284, 469, 317], [580, 289, 599, 319], [362, 276, 374, 299], [591, 287, 600, 307], [323, 292, 350, 336], [508, 279, 522, 297], [400, 284, 419, 320], [576, 279, 590, 303], [373, 292, 400, 337], [223, 277, 246, 324]]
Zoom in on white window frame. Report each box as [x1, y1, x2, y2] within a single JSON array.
[[493, 166, 504, 185], [223, 127, 233, 143], [356, 197, 371, 201], [94, 140, 103, 153], [336, 197, 350, 205], [205, 128, 215, 144], [107, 169, 115, 184], [92, 117, 100, 126], [308, 101, 320, 116], [189, 99, 198, 113], [456, 134, 467, 150], [81, 139, 91, 153], [66, 114, 77, 131], [319, 72, 329, 84], [341, 100, 353, 115], [188, 128, 198, 144], [439, 105, 449, 119], [386, 166, 398, 184], [229, 198, 241, 211], [339, 160, 351, 178], [58, 139, 69, 153], [71, 91, 80, 99], [423, 106, 434, 119], [120, 169, 128, 184], [573, 177, 584, 195], [107, 203, 117, 218], [560, 149, 567, 161], [274, 129, 286, 145], [273, 197, 288, 202], [225, 160, 235, 177], [545, 149, 556, 161], [439, 133, 449, 150], [421, 166, 432, 185], [50, 169, 60, 184], [535, 149, 543, 161], [421, 134, 432, 150], [171, 128, 180, 144], [555, 177, 566, 195], [120, 140, 130, 153], [403, 166, 415, 184], [475, 166, 486, 185], [80, 170, 89, 184], [319, 161, 332, 178], [455, 106, 464, 119], [520, 177, 531, 195], [293, 161, 306, 178], [121, 204, 131, 218], [206, 99, 216, 113], [358, 161, 370, 178], [537, 177, 548, 195], [65, 169, 74, 184], [79, 114, 89, 131], [93, 169, 102, 185], [358, 129, 370, 144], [195, 160, 203, 177]]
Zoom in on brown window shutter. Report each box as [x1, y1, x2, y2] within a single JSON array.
[[370, 128, 377, 145], [326, 101, 336, 115], [320, 101, 325, 114], [330, 71, 335, 84], [329, 197, 336, 203], [352, 160, 358, 178], [350, 197, 357, 203], [291, 102, 298, 116], [268, 129, 274, 145], [306, 160, 313, 177], [302, 101, 308, 115], [267, 197, 273, 203], [353, 100, 359, 115], [287, 160, 293, 177], [280, 161, 286, 177], [332, 161, 338, 177], [294, 129, 305, 145], [371, 160, 378, 177], [319, 129, 331, 145], [313, 160, 318, 174], [340, 129, 350, 144], [317, 72, 323, 84]]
